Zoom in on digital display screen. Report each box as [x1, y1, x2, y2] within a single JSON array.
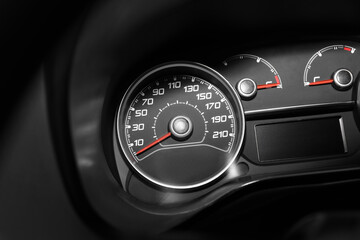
[[255, 117, 347, 162]]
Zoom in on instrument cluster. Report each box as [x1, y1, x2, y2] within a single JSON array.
[[114, 40, 360, 207]]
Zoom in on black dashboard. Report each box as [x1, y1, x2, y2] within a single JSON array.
[[2, 0, 360, 239], [102, 40, 360, 231], [46, 0, 360, 237], [111, 40, 360, 198]]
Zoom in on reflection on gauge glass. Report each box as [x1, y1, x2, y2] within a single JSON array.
[[222, 54, 282, 99], [304, 45, 357, 88], [116, 62, 245, 189]]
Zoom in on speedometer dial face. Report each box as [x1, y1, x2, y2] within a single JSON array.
[[117, 62, 245, 189]]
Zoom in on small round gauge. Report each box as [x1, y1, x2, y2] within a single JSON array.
[[304, 45, 357, 89], [116, 62, 245, 190], [222, 54, 282, 99]]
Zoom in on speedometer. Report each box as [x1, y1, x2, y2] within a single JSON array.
[[116, 62, 245, 189]]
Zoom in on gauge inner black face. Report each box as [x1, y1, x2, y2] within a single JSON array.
[[117, 63, 244, 189]]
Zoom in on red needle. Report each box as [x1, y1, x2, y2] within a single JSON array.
[[257, 75, 281, 89], [136, 132, 171, 155], [257, 83, 280, 89], [308, 79, 334, 86]]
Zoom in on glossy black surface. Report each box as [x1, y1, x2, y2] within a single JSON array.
[[255, 117, 345, 161]]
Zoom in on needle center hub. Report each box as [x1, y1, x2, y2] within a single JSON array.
[[333, 68, 353, 89], [169, 116, 193, 140]]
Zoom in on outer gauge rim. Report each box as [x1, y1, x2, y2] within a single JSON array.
[[116, 61, 245, 190]]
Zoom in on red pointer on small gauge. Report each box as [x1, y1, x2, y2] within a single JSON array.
[[257, 75, 281, 89], [257, 83, 280, 89], [136, 132, 171, 155], [308, 79, 334, 86]]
